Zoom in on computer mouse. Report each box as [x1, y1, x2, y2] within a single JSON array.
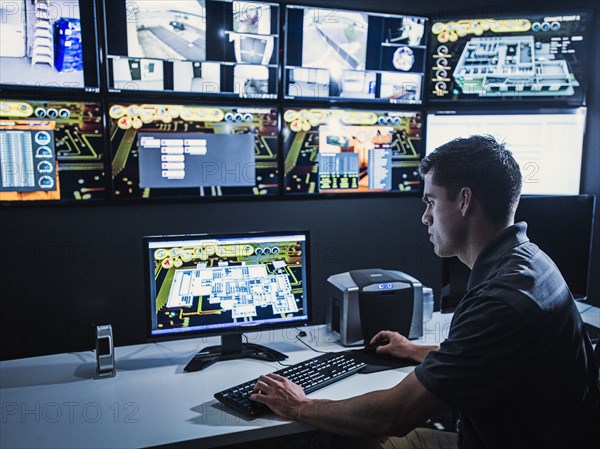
[[363, 337, 390, 354]]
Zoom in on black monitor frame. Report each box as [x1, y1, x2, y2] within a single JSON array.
[[106, 98, 280, 201], [281, 104, 425, 197], [425, 9, 594, 107], [102, 0, 280, 99], [425, 107, 587, 196], [143, 230, 312, 370], [441, 195, 596, 312], [283, 3, 428, 105], [0, 95, 108, 205], [0, 0, 101, 95]]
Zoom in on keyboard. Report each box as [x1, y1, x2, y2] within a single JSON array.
[[214, 351, 367, 418]]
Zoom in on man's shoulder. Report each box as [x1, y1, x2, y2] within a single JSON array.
[[466, 240, 571, 315]]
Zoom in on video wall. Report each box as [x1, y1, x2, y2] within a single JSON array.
[[104, 1, 279, 98], [283, 108, 423, 194], [284, 6, 427, 104], [0, 1, 592, 204], [427, 13, 591, 103]]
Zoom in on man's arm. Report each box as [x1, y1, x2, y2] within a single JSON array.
[[371, 330, 439, 363], [250, 371, 450, 437]]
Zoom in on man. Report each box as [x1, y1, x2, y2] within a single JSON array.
[[250, 135, 599, 449]]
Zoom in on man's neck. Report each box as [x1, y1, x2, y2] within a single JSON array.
[[457, 220, 513, 269]]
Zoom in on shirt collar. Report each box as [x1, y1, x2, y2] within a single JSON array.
[[466, 222, 529, 290]]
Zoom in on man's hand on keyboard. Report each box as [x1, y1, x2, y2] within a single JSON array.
[[250, 373, 310, 420]]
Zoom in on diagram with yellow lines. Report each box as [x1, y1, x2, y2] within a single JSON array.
[[0, 100, 105, 202], [167, 264, 298, 320], [283, 108, 423, 194], [150, 237, 308, 333], [108, 104, 279, 199]]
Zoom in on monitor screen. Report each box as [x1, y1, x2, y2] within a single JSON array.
[[283, 107, 424, 195], [0, 0, 100, 93], [284, 5, 428, 104], [104, 0, 279, 99], [425, 108, 586, 195], [0, 98, 106, 202], [144, 231, 311, 338], [427, 12, 592, 104], [108, 102, 278, 199]]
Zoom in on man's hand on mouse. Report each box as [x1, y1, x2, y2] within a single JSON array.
[[370, 331, 415, 359]]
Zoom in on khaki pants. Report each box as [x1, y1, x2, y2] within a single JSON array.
[[335, 428, 458, 449]]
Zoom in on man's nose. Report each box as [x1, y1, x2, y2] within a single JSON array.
[[422, 209, 431, 226]]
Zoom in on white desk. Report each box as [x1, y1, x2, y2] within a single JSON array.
[[0, 307, 596, 449]]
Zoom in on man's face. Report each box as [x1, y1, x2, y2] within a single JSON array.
[[421, 171, 466, 258]]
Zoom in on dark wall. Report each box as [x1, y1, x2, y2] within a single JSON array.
[[1, 0, 598, 360], [0, 198, 439, 360]]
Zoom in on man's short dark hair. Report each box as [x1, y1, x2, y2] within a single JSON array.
[[419, 135, 522, 224]]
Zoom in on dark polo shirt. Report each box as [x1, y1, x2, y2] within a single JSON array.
[[415, 222, 599, 449]]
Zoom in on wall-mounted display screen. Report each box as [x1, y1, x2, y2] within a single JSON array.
[[426, 108, 587, 195], [283, 107, 423, 195], [284, 6, 427, 104], [427, 12, 592, 104], [0, 0, 100, 93], [108, 103, 279, 199], [104, 0, 279, 99], [0, 99, 106, 202]]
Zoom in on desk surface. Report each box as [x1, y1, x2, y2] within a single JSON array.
[[1, 305, 597, 449]]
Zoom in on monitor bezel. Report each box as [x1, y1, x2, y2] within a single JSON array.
[[143, 229, 313, 342], [106, 98, 281, 202], [0, 0, 101, 95], [282, 3, 429, 105], [280, 104, 426, 198], [425, 8, 594, 107], [424, 107, 588, 196], [102, 0, 281, 100], [0, 94, 109, 206]]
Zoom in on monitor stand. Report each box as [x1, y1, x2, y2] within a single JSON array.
[[183, 333, 287, 372]]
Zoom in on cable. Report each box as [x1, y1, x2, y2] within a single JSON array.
[[295, 334, 329, 354]]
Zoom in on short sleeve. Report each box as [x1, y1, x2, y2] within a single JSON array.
[[415, 297, 530, 413]]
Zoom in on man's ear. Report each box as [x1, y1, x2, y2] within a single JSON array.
[[458, 187, 473, 217]]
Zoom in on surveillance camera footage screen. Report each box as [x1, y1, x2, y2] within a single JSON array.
[[0, 99, 106, 202], [103, 0, 279, 99], [283, 107, 424, 195], [284, 5, 428, 104], [0, 0, 100, 93], [427, 12, 592, 104], [108, 103, 279, 200]]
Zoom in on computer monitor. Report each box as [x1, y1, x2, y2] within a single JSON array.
[[426, 11, 592, 104], [426, 108, 587, 195], [143, 231, 311, 370], [283, 107, 424, 195], [284, 5, 428, 104], [0, 98, 106, 203], [441, 195, 596, 312], [103, 0, 279, 99], [0, 0, 100, 94], [108, 102, 279, 200]]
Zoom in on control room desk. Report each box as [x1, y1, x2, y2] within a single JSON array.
[[1, 305, 597, 449]]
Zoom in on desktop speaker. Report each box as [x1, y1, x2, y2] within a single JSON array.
[[95, 324, 116, 378]]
